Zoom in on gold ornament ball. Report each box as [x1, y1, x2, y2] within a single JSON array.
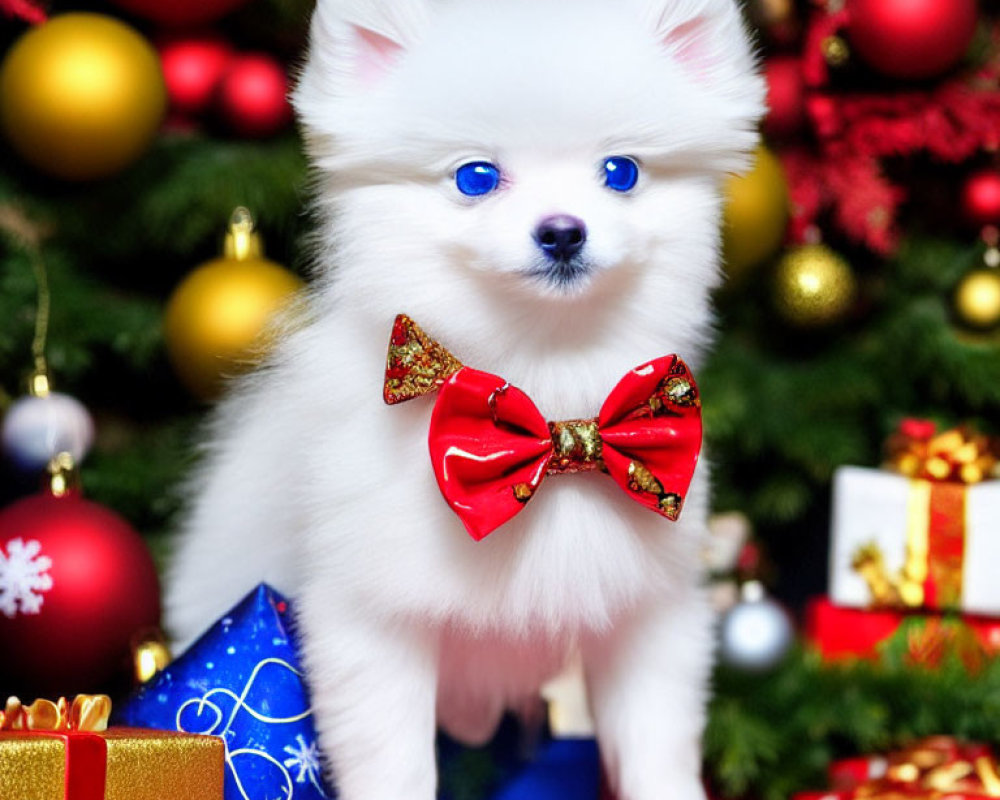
[[773, 244, 856, 328], [164, 254, 304, 401], [722, 145, 790, 282], [953, 269, 1000, 331], [0, 13, 166, 180]]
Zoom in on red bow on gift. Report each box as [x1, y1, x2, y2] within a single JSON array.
[[384, 315, 703, 540]]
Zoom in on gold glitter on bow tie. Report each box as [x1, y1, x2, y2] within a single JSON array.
[[548, 419, 603, 474], [627, 460, 683, 520], [384, 314, 463, 405]]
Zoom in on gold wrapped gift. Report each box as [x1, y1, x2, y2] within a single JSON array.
[[0, 695, 224, 800]]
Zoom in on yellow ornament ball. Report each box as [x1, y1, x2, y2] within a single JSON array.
[[164, 209, 305, 401], [722, 145, 790, 282], [953, 269, 1000, 331], [0, 13, 166, 180], [773, 243, 856, 328]]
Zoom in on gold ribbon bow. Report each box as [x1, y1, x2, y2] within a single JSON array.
[[886, 423, 999, 486], [0, 695, 111, 732], [853, 738, 1000, 799]]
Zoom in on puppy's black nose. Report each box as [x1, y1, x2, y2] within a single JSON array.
[[534, 215, 587, 261]]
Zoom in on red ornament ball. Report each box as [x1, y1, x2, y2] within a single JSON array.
[[216, 53, 292, 138], [110, 0, 249, 27], [159, 35, 234, 117], [0, 489, 160, 696], [962, 169, 1000, 229], [764, 55, 806, 138], [846, 0, 978, 81]]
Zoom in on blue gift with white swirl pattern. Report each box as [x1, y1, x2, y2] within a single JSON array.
[[117, 584, 334, 800], [118, 582, 600, 799]]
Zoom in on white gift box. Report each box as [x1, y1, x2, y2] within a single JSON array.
[[829, 466, 1000, 615]]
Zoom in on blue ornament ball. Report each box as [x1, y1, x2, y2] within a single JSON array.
[[1, 392, 95, 472], [718, 581, 794, 671]]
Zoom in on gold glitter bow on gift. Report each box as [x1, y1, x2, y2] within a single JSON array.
[[845, 737, 1000, 799], [886, 422, 999, 485], [852, 421, 999, 610], [0, 695, 111, 732]]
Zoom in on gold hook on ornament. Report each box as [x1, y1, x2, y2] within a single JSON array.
[[47, 451, 81, 497], [224, 207, 263, 261]]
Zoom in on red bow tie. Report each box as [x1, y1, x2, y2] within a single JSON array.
[[384, 315, 703, 541]]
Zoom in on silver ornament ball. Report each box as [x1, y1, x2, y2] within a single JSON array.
[[2, 391, 95, 472], [718, 581, 794, 671]]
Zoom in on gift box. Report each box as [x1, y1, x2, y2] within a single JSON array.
[[437, 714, 555, 800], [793, 737, 1000, 800], [490, 738, 603, 800], [0, 694, 224, 800], [119, 582, 611, 800], [805, 596, 1000, 662], [829, 423, 1000, 615], [117, 584, 334, 800]]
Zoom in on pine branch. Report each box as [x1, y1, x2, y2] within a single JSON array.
[[707, 643, 1000, 800]]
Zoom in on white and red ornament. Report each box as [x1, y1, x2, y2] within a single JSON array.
[[0, 479, 160, 695], [2, 391, 95, 473], [216, 53, 293, 138], [845, 0, 978, 81]]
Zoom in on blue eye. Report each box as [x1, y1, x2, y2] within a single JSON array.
[[604, 156, 639, 192], [455, 162, 501, 196]]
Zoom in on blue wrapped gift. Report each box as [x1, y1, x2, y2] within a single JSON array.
[[490, 738, 601, 800], [117, 584, 334, 800], [118, 582, 603, 800]]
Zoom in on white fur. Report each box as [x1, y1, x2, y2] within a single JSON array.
[[165, 2, 763, 798]]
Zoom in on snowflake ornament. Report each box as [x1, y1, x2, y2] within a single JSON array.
[[283, 734, 326, 793], [0, 537, 54, 618]]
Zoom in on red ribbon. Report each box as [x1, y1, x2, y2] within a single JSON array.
[[12, 731, 107, 800], [428, 355, 702, 540], [924, 482, 967, 610]]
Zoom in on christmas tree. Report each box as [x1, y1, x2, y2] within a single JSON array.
[[2, 0, 1000, 798], [0, 0, 311, 550]]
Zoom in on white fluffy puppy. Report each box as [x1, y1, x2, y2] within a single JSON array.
[[166, 1, 763, 798]]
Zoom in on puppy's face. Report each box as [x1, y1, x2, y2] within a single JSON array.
[[296, 0, 764, 336]]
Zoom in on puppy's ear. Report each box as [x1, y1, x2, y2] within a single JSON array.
[[308, 0, 431, 90], [348, 26, 406, 86], [643, 0, 758, 93]]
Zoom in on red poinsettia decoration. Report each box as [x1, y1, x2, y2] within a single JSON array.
[[779, 4, 1000, 254], [0, 0, 46, 23]]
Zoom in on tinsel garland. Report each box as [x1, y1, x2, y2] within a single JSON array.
[[782, 10, 1000, 254]]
